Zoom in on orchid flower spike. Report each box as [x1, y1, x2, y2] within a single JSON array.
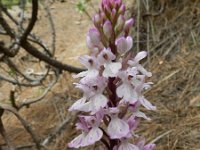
[[69, 0, 156, 149]]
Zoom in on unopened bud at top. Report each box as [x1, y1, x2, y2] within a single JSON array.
[[111, 8, 117, 21], [103, 20, 113, 39], [102, 0, 123, 15], [124, 18, 134, 34], [93, 14, 102, 27], [118, 4, 126, 15], [115, 0, 122, 9], [101, 0, 109, 9], [115, 15, 125, 33], [87, 28, 101, 49], [101, 0, 112, 17]]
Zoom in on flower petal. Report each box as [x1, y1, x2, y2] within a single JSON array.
[[103, 62, 122, 77], [108, 116, 129, 139], [126, 36, 133, 51], [69, 97, 87, 111], [134, 51, 147, 62], [127, 115, 139, 130], [139, 97, 156, 110], [119, 141, 139, 150], [88, 28, 101, 46], [73, 71, 88, 78], [137, 65, 152, 77], [117, 83, 132, 100], [91, 94, 108, 114], [133, 111, 151, 120], [116, 37, 127, 54], [143, 143, 156, 150], [85, 127, 103, 145], [68, 133, 87, 148], [98, 48, 116, 64]]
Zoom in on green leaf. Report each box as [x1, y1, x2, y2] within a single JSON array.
[[76, 0, 87, 13]]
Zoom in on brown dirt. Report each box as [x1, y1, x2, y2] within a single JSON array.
[[0, 0, 92, 149]]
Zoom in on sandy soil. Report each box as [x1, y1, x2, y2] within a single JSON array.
[[0, 1, 96, 150]]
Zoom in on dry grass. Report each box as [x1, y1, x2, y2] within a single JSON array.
[[131, 0, 200, 149]]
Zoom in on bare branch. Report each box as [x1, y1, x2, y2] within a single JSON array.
[[0, 43, 16, 57], [0, 109, 15, 150], [0, 104, 41, 150], [9, 90, 18, 110], [4, 57, 37, 82], [40, 1, 56, 55], [18, 71, 58, 109], [0, 73, 41, 86], [20, 0, 38, 43], [0, 0, 84, 73], [21, 41, 84, 73], [0, 10, 15, 38]]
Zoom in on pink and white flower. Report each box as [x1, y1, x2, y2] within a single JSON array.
[[70, 76, 108, 114], [68, 115, 103, 148], [107, 115, 130, 139], [73, 55, 99, 79], [136, 139, 156, 150], [116, 67, 139, 104], [98, 48, 122, 77], [118, 140, 139, 150], [69, 0, 156, 149], [128, 51, 152, 77]]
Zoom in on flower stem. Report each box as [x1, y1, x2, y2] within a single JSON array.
[[108, 77, 117, 107], [109, 139, 118, 150]]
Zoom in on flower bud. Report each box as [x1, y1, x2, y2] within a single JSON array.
[[86, 35, 93, 49], [109, 0, 115, 8], [115, 15, 125, 33], [100, 12, 106, 22], [115, 36, 133, 54], [93, 14, 101, 27], [118, 4, 126, 15], [104, 5, 112, 18], [103, 20, 112, 39], [115, 0, 122, 8], [101, 0, 109, 9], [111, 8, 117, 20], [101, 0, 112, 17], [87, 28, 101, 48], [124, 18, 134, 34]]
